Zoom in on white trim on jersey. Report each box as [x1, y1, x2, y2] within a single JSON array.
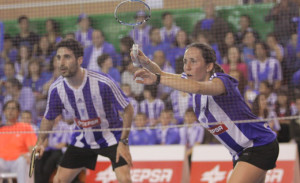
[[89, 75, 117, 147], [207, 96, 254, 152], [89, 71, 128, 108]]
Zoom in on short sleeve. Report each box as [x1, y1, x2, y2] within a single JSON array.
[[44, 87, 63, 120], [214, 73, 239, 97]]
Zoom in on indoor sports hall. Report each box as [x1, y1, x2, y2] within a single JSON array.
[[0, 0, 300, 182]]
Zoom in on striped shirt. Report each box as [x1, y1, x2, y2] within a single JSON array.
[[179, 121, 205, 148], [249, 57, 282, 90], [170, 90, 193, 123], [188, 72, 276, 158], [44, 69, 129, 149], [139, 99, 165, 120]]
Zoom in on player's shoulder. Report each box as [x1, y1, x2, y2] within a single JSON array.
[[87, 70, 116, 85], [210, 72, 238, 84], [49, 76, 64, 92]]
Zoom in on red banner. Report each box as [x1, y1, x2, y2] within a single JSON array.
[[190, 161, 294, 183], [86, 161, 183, 183]]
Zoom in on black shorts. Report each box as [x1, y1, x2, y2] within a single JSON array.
[[233, 139, 279, 170], [60, 144, 127, 170]]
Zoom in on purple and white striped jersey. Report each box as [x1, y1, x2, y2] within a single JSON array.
[[249, 57, 282, 90], [186, 72, 276, 158], [170, 90, 193, 123], [139, 99, 165, 120], [44, 69, 129, 149], [179, 121, 205, 148]]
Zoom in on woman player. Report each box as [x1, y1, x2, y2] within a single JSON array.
[[132, 43, 279, 183]]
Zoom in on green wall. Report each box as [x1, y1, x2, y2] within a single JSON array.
[[3, 3, 274, 52]]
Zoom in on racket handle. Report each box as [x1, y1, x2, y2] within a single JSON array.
[[132, 44, 141, 67], [35, 153, 39, 158]]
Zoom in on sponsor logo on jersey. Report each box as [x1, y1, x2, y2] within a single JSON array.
[[208, 124, 228, 135], [74, 117, 101, 128]]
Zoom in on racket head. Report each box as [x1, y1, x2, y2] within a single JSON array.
[[29, 148, 37, 177], [114, 0, 151, 27]]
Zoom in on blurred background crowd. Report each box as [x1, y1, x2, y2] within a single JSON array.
[[1, 0, 300, 182]]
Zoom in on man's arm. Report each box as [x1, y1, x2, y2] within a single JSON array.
[[35, 117, 54, 156], [120, 104, 134, 140], [116, 104, 134, 167]]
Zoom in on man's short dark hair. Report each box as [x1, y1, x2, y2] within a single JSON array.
[[55, 38, 84, 59], [18, 15, 29, 23], [3, 100, 20, 112]]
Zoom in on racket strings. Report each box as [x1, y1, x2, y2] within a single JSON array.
[[115, 0, 150, 26]]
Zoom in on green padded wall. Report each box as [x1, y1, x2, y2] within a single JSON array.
[[3, 3, 274, 52]]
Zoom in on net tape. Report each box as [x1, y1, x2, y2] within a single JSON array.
[[0, 115, 299, 135]]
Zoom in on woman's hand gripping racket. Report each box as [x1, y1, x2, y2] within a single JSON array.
[[114, 0, 151, 67], [29, 147, 40, 177]]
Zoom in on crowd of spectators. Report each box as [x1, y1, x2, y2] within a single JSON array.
[[1, 0, 300, 181]]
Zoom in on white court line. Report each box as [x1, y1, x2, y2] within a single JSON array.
[[0, 0, 119, 10]]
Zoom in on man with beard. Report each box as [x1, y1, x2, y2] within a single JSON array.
[[34, 38, 133, 183]]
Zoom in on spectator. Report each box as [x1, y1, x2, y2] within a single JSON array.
[[45, 19, 62, 48], [152, 50, 174, 100], [283, 33, 300, 85], [166, 30, 190, 69], [97, 54, 121, 84], [265, 0, 299, 46], [75, 13, 93, 48], [121, 84, 139, 117], [64, 32, 75, 40], [170, 89, 192, 124], [20, 110, 39, 133], [0, 100, 37, 183], [160, 12, 180, 45], [140, 85, 165, 126], [129, 11, 152, 51], [118, 36, 134, 72], [220, 31, 237, 59], [221, 46, 247, 94], [266, 33, 284, 62], [0, 62, 23, 83], [82, 30, 118, 71], [35, 115, 72, 183], [13, 15, 39, 55], [275, 88, 291, 142], [144, 27, 170, 60], [252, 94, 281, 133], [241, 31, 257, 65], [195, 31, 222, 64], [16, 44, 31, 77], [121, 60, 144, 98], [292, 69, 300, 89], [289, 93, 300, 160], [259, 80, 277, 111], [156, 110, 180, 145], [248, 42, 282, 91], [22, 58, 51, 118], [35, 35, 56, 71], [129, 112, 157, 145], [179, 108, 205, 167], [3, 78, 36, 123], [192, 1, 230, 47], [235, 15, 260, 45], [0, 34, 18, 64]]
